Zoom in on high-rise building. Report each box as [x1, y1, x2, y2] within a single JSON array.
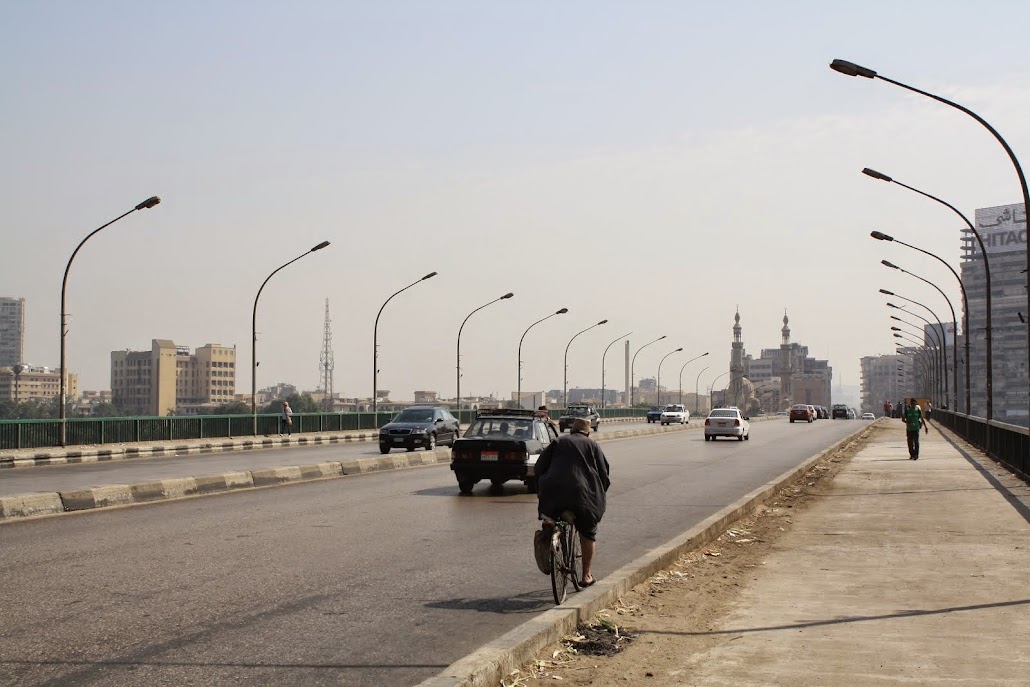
[[0, 297, 26, 368], [111, 340, 236, 416], [962, 203, 1029, 426], [0, 365, 77, 403], [861, 354, 909, 416]]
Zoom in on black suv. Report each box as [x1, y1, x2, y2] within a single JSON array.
[[831, 404, 849, 419], [558, 404, 600, 432], [379, 406, 460, 453]]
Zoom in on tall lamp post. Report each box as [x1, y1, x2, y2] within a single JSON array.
[[600, 331, 632, 409], [373, 272, 438, 426], [881, 259, 953, 409], [630, 335, 666, 406], [252, 240, 331, 435], [456, 292, 513, 424], [60, 196, 161, 446], [892, 328, 940, 396], [695, 366, 710, 417], [831, 58, 1028, 424], [881, 289, 949, 403], [656, 348, 683, 407], [871, 220, 983, 417], [517, 308, 568, 406], [678, 352, 710, 405], [563, 319, 608, 406], [709, 370, 730, 408]]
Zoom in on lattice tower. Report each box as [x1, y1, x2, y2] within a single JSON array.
[[319, 298, 335, 409]]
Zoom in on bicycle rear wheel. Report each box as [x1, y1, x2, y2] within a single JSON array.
[[566, 524, 582, 591], [550, 525, 570, 605]]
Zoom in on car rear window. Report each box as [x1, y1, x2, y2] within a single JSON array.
[[709, 410, 738, 418], [466, 418, 534, 438], [565, 407, 591, 416]]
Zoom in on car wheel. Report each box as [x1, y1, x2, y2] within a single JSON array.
[[790, 419, 794, 423], [745, 433, 750, 441], [379, 444, 391, 454], [738, 434, 744, 441], [808, 418, 813, 423], [525, 477, 538, 494], [490, 478, 506, 487], [426, 433, 436, 451], [457, 478, 475, 495]]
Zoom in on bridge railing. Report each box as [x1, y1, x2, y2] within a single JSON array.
[[934, 409, 1028, 481], [0, 407, 648, 451]]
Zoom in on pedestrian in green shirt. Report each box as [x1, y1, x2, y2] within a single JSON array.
[[903, 398, 927, 460]]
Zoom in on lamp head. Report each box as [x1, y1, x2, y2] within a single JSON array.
[[422, 272, 438, 280], [597, 319, 608, 325], [830, 59, 877, 78], [893, 333, 903, 338], [136, 196, 161, 210], [702, 351, 710, 356], [556, 308, 568, 315], [879, 288, 895, 296], [658, 335, 667, 340], [882, 259, 899, 269], [862, 168, 893, 183], [887, 302, 901, 309], [891, 326, 901, 331], [310, 240, 330, 252], [675, 347, 683, 352], [870, 230, 894, 242], [890, 315, 902, 322], [501, 292, 514, 299]]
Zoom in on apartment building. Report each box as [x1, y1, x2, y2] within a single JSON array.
[[0, 365, 78, 403], [111, 339, 236, 416], [0, 297, 26, 368]]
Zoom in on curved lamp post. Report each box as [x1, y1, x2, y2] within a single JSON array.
[[892, 327, 941, 396], [655, 347, 683, 407], [832, 58, 1028, 424], [678, 352, 710, 405], [456, 292, 513, 424], [694, 366, 711, 416], [896, 338, 933, 396], [894, 332, 936, 389], [869, 225, 972, 416], [600, 331, 632, 409], [881, 260, 952, 409], [630, 335, 666, 406], [59, 196, 161, 446], [252, 240, 331, 435], [374, 272, 438, 426], [883, 291, 948, 401], [517, 308, 568, 406], [563, 319, 608, 406], [709, 369, 730, 408]]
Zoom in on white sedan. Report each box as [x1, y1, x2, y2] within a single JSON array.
[[704, 407, 750, 441]]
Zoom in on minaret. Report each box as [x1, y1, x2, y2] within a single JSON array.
[[730, 308, 745, 408], [780, 310, 792, 409]]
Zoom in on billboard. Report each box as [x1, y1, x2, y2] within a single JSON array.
[[966, 203, 1028, 257]]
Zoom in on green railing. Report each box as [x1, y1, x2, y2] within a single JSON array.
[[0, 407, 648, 451]]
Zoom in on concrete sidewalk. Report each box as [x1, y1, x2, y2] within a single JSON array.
[[423, 421, 1030, 686]]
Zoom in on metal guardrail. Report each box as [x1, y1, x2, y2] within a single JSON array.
[[934, 409, 1029, 481], [0, 407, 649, 450]]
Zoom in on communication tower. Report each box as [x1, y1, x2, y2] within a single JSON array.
[[319, 298, 335, 410]]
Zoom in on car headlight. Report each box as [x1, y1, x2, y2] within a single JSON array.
[[410, 428, 426, 434], [379, 430, 389, 437]]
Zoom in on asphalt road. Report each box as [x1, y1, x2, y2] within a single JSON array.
[[0, 421, 646, 497], [0, 418, 868, 686]]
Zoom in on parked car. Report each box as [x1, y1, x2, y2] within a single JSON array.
[[659, 403, 690, 425], [449, 409, 558, 494], [861, 412, 876, 420], [831, 404, 849, 419], [558, 404, 600, 432], [814, 405, 829, 419], [646, 406, 664, 423], [789, 403, 814, 423], [704, 407, 750, 441], [808, 404, 819, 420], [379, 406, 460, 454]]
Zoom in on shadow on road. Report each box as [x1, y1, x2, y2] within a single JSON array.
[[425, 590, 553, 614]]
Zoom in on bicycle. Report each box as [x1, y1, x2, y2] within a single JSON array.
[[545, 510, 582, 605]]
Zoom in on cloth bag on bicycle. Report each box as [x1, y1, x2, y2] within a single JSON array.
[[533, 524, 553, 575]]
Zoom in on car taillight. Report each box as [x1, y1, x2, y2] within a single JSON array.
[[501, 449, 528, 462], [704, 418, 711, 426], [452, 448, 469, 461], [734, 419, 741, 426]]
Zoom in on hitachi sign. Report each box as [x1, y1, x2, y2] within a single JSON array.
[[970, 203, 1028, 256]]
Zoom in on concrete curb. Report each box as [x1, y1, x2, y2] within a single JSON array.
[[0, 421, 705, 521], [416, 422, 875, 687]]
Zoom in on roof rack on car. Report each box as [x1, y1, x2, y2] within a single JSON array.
[[474, 408, 536, 418]]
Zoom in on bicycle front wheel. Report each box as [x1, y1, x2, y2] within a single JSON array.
[[550, 526, 570, 605]]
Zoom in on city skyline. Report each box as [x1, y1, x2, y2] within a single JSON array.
[[3, 3, 1029, 401]]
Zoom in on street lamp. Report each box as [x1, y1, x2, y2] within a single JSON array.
[[59, 196, 161, 446], [252, 240, 331, 435], [600, 331, 632, 409], [832, 58, 1028, 421], [563, 319, 608, 406], [678, 352, 710, 405], [374, 272, 438, 426], [710, 369, 730, 408], [517, 308, 568, 406], [873, 225, 976, 416], [456, 292, 513, 424], [630, 335, 666, 406], [881, 259, 953, 410], [890, 314, 945, 372], [892, 325, 941, 393], [656, 347, 683, 407], [893, 332, 935, 387], [882, 289, 950, 407], [694, 366, 710, 416]]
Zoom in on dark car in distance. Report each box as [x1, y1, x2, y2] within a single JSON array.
[[646, 406, 664, 423], [379, 406, 460, 454], [449, 409, 559, 494], [558, 404, 600, 432], [831, 404, 849, 419]]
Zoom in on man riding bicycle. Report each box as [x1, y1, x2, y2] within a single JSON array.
[[536, 417, 611, 587]]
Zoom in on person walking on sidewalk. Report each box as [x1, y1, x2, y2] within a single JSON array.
[[280, 401, 293, 437], [536, 417, 611, 587], [903, 397, 927, 460]]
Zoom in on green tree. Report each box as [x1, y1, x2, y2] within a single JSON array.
[[90, 403, 124, 418], [206, 401, 250, 415], [261, 392, 319, 415]]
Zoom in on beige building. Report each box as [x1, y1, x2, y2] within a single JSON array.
[[0, 297, 26, 368], [111, 340, 236, 416], [0, 365, 78, 403]]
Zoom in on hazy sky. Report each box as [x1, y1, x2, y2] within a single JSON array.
[[3, 1, 1030, 402]]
